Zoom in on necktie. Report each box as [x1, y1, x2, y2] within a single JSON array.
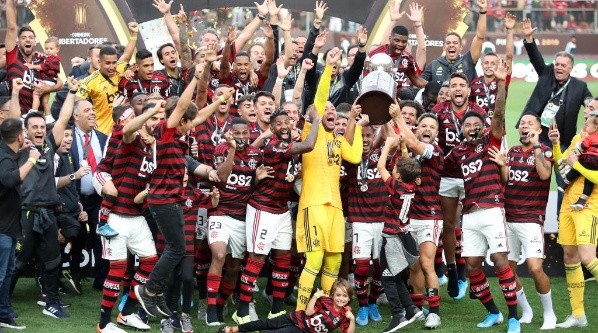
[[84, 133, 97, 172]]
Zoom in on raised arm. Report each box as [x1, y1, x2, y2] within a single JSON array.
[[292, 59, 313, 107], [389, 103, 426, 155], [119, 22, 139, 64], [407, 2, 427, 70], [177, 7, 193, 70], [167, 65, 199, 128], [504, 12, 515, 75], [342, 27, 367, 89], [53, 77, 80, 146], [123, 102, 164, 143], [4, 0, 17, 52], [382, 0, 406, 46], [314, 47, 341, 115], [260, 21, 276, 79], [193, 86, 234, 126], [521, 18, 547, 75], [219, 31, 233, 82], [491, 58, 507, 139], [469, 0, 488, 64], [9, 79, 24, 119], [234, 0, 269, 52], [215, 132, 237, 181], [272, 56, 289, 107], [378, 136, 399, 182], [291, 117, 321, 155], [153, 0, 180, 51], [341, 114, 367, 164]]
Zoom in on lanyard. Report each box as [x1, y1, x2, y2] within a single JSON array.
[[211, 115, 229, 145], [483, 80, 493, 112], [359, 156, 368, 186], [551, 78, 570, 103], [449, 106, 468, 138]]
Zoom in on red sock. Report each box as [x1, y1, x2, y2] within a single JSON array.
[[469, 270, 493, 304], [217, 281, 235, 307], [410, 293, 425, 309], [101, 260, 126, 308], [195, 245, 211, 299], [207, 274, 221, 306], [99, 194, 116, 225], [426, 288, 441, 314], [369, 259, 383, 303], [287, 253, 304, 296], [239, 258, 265, 304], [128, 256, 157, 300], [271, 253, 291, 300], [496, 265, 518, 316], [455, 228, 466, 278], [353, 259, 370, 307]]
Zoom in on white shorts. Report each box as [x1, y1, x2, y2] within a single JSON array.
[[352, 222, 384, 259], [246, 204, 293, 255], [410, 219, 443, 246], [438, 177, 465, 199], [101, 213, 156, 260], [462, 207, 508, 257], [507, 222, 545, 261], [208, 215, 246, 259], [344, 220, 352, 244], [196, 208, 208, 241], [92, 172, 112, 197]]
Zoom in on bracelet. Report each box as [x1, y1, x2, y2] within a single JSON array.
[[479, 11, 487, 14], [257, 14, 265, 21], [358, 43, 366, 48], [313, 20, 322, 24], [69, 89, 77, 94], [219, 96, 227, 105], [275, 77, 284, 83], [27, 157, 37, 165], [533, 145, 541, 150], [194, 75, 202, 80], [401, 148, 408, 153], [130, 36, 137, 41]]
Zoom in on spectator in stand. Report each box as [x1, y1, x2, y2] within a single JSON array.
[[565, 35, 577, 54]]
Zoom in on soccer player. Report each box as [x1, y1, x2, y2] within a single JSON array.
[[444, 60, 520, 333], [342, 124, 386, 326], [118, 49, 171, 101], [391, 107, 444, 329], [469, 13, 515, 117], [433, 72, 486, 300], [499, 114, 556, 330], [235, 108, 320, 322], [96, 101, 165, 333], [548, 97, 598, 328], [135, 65, 233, 319], [205, 118, 265, 326], [295, 47, 366, 311]]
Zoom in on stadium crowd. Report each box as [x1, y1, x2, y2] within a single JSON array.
[[0, 0, 596, 332]]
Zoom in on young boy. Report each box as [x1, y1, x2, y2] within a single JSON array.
[[377, 137, 424, 333], [26, 36, 61, 119]]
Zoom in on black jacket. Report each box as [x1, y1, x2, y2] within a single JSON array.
[[520, 39, 592, 148]]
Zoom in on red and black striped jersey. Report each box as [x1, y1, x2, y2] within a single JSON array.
[[148, 121, 187, 205], [445, 131, 504, 214], [6, 48, 44, 113], [248, 121, 265, 144], [193, 114, 234, 167], [342, 149, 386, 223], [156, 185, 211, 255], [96, 124, 123, 174], [433, 100, 486, 178], [110, 136, 154, 216], [505, 144, 553, 224], [368, 45, 419, 92], [410, 144, 444, 220], [249, 139, 295, 214], [118, 71, 171, 101], [219, 72, 265, 109], [288, 297, 352, 333], [382, 177, 416, 235], [210, 143, 263, 221], [469, 75, 511, 117], [36, 54, 60, 83]]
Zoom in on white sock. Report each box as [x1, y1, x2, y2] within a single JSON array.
[[517, 288, 533, 323], [538, 290, 557, 330]]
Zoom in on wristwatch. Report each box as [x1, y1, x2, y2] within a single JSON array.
[[69, 174, 76, 181]]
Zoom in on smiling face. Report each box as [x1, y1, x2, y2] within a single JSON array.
[[99, 53, 118, 77], [482, 54, 498, 78], [443, 34, 462, 61], [213, 86, 232, 114], [254, 95, 275, 126], [332, 286, 350, 309], [74, 100, 97, 132], [362, 125, 374, 154], [201, 32, 219, 49], [438, 86, 450, 103], [249, 44, 265, 71], [518, 114, 541, 145], [584, 116, 598, 135], [271, 114, 292, 142], [462, 114, 484, 142], [283, 103, 300, 128], [401, 106, 418, 128], [25, 116, 46, 147], [18, 30, 36, 56], [449, 76, 470, 109], [554, 55, 573, 84], [58, 129, 73, 153], [389, 33, 408, 55], [416, 116, 439, 144], [238, 99, 256, 123], [231, 123, 250, 150]]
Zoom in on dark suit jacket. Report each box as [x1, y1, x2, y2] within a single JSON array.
[[520, 39, 592, 148], [69, 126, 108, 194]]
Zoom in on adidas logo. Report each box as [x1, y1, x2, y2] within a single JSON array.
[[443, 119, 450, 124]]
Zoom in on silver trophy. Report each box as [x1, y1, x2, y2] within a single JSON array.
[[355, 53, 397, 125]]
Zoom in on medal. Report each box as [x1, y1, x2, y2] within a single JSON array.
[[360, 184, 368, 192], [285, 174, 295, 182], [328, 159, 333, 166]]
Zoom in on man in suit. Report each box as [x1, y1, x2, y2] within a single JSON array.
[[69, 99, 108, 290], [519, 18, 592, 149]]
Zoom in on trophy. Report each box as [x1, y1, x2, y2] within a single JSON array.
[[355, 53, 396, 125]]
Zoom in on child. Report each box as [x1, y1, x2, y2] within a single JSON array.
[[560, 114, 598, 210], [26, 36, 61, 119], [377, 137, 424, 333], [219, 278, 356, 333]]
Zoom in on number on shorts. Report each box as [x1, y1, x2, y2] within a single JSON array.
[[209, 221, 222, 230], [260, 229, 267, 240], [313, 225, 318, 236], [353, 232, 359, 244]]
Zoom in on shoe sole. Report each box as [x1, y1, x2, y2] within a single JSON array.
[[0, 322, 26, 330], [204, 313, 221, 327], [133, 286, 158, 318], [117, 317, 150, 331], [407, 310, 424, 324], [383, 320, 410, 333]]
